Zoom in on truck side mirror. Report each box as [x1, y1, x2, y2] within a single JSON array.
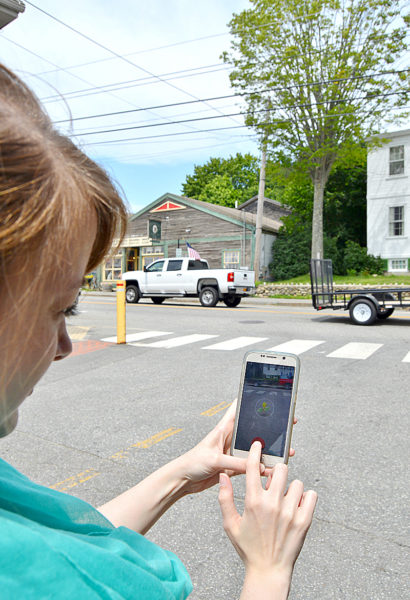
[[143, 265, 147, 272]]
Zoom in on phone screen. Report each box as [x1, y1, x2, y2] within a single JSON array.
[[234, 361, 295, 457]]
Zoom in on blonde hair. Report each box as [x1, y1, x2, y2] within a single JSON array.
[[0, 63, 128, 282]]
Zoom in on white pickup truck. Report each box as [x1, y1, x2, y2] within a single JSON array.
[[122, 257, 255, 307]]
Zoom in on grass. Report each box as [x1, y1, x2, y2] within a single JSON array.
[[259, 273, 410, 286]]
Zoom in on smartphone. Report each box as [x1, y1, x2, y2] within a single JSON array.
[[231, 350, 300, 466]]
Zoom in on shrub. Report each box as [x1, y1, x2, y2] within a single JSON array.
[[343, 241, 384, 275]]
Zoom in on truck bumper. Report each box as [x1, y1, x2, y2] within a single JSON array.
[[228, 286, 256, 296]]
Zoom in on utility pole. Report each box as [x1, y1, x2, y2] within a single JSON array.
[[253, 145, 266, 278]]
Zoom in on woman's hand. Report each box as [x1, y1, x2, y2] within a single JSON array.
[[176, 401, 296, 495], [218, 441, 317, 598]]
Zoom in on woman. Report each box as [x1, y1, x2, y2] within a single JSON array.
[[0, 64, 317, 599]]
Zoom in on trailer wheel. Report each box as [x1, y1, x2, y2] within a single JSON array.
[[377, 307, 395, 320], [199, 286, 219, 307], [349, 298, 377, 325], [126, 285, 140, 304]]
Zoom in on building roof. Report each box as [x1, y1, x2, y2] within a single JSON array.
[[367, 128, 410, 142], [131, 193, 283, 234], [238, 195, 292, 213]]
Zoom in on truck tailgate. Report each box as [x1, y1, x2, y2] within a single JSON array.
[[232, 270, 255, 287]]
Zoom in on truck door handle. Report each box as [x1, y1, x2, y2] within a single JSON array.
[[177, 273, 182, 276], [156, 274, 161, 277]]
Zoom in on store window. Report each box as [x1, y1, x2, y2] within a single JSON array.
[[389, 145, 404, 176], [223, 249, 240, 268], [389, 206, 404, 236], [104, 253, 122, 281], [389, 259, 407, 271], [141, 245, 164, 268]]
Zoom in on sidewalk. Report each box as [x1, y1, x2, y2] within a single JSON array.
[[80, 290, 312, 307]]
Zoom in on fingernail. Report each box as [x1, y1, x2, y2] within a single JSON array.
[[219, 473, 226, 487]]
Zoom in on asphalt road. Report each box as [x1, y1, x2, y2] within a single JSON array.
[[1, 295, 409, 599]]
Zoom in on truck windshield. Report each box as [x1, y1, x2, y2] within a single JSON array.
[[188, 260, 208, 270]]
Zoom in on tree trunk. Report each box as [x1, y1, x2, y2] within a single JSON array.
[[311, 165, 331, 260]]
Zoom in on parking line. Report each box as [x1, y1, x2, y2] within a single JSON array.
[[201, 401, 232, 416], [141, 334, 218, 348], [203, 336, 268, 350], [327, 342, 383, 360], [402, 351, 410, 362], [102, 331, 172, 343], [49, 469, 100, 492], [267, 339, 324, 355]]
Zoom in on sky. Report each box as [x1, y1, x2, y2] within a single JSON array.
[[1, 1, 408, 214], [1, 0, 257, 212]]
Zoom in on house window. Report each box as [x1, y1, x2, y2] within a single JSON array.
[[389, 206, 404, 236], [389, 145, 404, 175], [104, 253, 122, 281], [389, 259, 407, 272], [223, 250, 240, 268]]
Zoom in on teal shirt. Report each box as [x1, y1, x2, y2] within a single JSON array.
[[0, 459, 192, 599]]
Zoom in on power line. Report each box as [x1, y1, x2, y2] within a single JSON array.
[[53, 68, 410, 125], [24, 1, 242, 128], [72, 89, 410, 138], [83, 124, 250, 146], [82, 103, 410, 147], [41, 63, 231, 104]]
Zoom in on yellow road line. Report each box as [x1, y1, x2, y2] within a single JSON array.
[[110, 427, 183, 460], [201, 401, 232, 417], [50, 468, 100, 491]]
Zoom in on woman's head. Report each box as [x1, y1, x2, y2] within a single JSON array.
[[0, 64, 128, 436]]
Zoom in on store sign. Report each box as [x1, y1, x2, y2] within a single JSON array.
[[148, 219, 161, 240]]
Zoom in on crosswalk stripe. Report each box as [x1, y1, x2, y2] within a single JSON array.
[[102, 331, 173, 343], [267, 339, 325, 355], [202, 336, 268, 350], [402, 351, 410, 363], [327, 342, 382, 360], [142, 334, 219, 348]]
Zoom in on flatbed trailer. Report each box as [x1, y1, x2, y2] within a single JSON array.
[[310, 259, 410, 325]]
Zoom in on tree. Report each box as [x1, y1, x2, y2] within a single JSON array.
[[181, 152, 281, 207], [223, 0, 409, 258]]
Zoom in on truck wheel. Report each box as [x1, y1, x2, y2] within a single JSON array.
[[151, 297, 165, 304], [126, 285, 140, 304], [223, 295, 241, 307], [349, 298, 377, 325], [199, 286, 219, 307], [377, 307, 394, 319]]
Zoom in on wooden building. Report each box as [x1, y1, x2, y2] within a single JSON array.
[[98, 192, 289, 283]]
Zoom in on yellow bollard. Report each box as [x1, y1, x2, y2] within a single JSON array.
[[116, 281, 126, 344]]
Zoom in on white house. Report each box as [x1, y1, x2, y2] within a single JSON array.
[[367, 129, 410, 273]]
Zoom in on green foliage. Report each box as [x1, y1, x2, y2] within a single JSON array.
[[181, 152, 286, 208], [269, 226, 311, 280], [270, 230, 384, 280], [343, 241, 385, 275], [182, 154, 259, 207], [223, 0, 409, 256]]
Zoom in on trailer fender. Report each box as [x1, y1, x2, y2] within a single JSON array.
[[347, 294, 380, 312]]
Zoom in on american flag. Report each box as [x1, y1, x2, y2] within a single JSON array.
[[186, 242, 201, 260]]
